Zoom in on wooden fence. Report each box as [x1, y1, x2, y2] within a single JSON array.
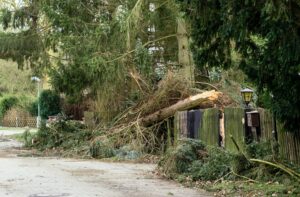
[[1, 108, 37, 128], [277, 124, 300, 165], [174, 107, 300, 165], [224, 108, 245, 153], [174, 108, 219, 146]]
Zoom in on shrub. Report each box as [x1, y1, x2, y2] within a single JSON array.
[[32, 120, 90, 150], [0, 95, 19, 117], [158, 139, 206, 176], [28, 100, 38, 116], [189, 147, 233, 181], [23, 129, 36, 147], [90, 139, 115, 159], [39, 90, 61, 119], [245, 141, 272, 159]]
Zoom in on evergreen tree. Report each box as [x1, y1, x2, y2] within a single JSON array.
[[179, 0, 300, 132], [0, 0, 191, 121]]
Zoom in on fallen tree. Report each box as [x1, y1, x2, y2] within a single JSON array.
[[140, 90, 222, 126]]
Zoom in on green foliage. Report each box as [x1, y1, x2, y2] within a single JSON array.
[[159, 139, 299, 186], [0, 8, 11, 29], [0, 0, 182, 121], [0, 30, 48, 71], [134, 39, 153, 79], [0, 60, 35, 96], [90, 139, 115, 159], [159, 139, 206, 176], [245, 141, 272, 160], [179, 0, 300, 133], [159, 139, 236, 181], [23, 129, 36, 147], [28, 100, 38, 117], [39, 90, 61, 119], [189, 147, 233, 181], [32, 120, 90, 150], [0, 95, 18, 117]]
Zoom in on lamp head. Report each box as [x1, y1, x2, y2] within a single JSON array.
[[241, 88, 254, 106], [31, 76, 41, 82]]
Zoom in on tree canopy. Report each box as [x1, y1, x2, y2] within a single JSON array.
[[179, 0, 300, 132], [0, 0, 299, 132], [0, 0, 188, 120]]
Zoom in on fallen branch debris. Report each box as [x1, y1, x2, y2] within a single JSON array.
[[140, 90, 223, 126]]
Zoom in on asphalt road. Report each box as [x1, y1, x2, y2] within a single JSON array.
[[0, 129, 211, 197]]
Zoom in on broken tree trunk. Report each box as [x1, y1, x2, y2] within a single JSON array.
[[140, 90, 222, 126]]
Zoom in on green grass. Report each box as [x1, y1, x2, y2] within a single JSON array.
[[0, 127, 25, 130], [9, 133, 25, 142]]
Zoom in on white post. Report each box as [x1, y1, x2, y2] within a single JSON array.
[[31, 76, 41, 128], [37, 81, 41, 128]]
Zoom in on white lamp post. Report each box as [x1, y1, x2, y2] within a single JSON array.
[[31, 76, 41, 128]]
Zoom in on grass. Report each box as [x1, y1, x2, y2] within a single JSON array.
[[1, 128, 37, 143], [0, 127, 25, 130], [9, 133, 25, 142]]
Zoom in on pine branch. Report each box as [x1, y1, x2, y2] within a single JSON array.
[[97, 34, 177, 63]]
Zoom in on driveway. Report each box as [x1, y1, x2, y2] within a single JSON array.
[[0, 130, 211, 197], [0, 127, 36, 136]]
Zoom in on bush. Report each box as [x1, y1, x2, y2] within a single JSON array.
[[189, 147, 233, 181], [28, 100, 38, 116], [39, 90, 61, 119], [159, 139, 252, 181], [90, 138, 115, 159], [245, 141, 272, 159], [158, 139, 206, 176], [32, 120, 90, 150], [23, 129, 36, 147], [0, 95, 19, 117]]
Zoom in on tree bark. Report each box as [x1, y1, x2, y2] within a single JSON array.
[[177, 17, 195, 85], [140, 90, 222, 126]]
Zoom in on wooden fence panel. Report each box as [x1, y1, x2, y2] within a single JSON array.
[[174, 108, 219, 146], [277, 123, 286, 159], [174, 111, 188, 139], [199, 108, 219, 146], [258, 108, 273, 141], [224, 108, 245, 153], [294, 132, 300, 165], [277, 122, 300, 165], [1, 108, 36, 128]]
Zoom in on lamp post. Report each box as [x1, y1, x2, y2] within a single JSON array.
[[241, 88, 255, 143], [31, 76, 41, 128], [241, 88, 254, 108]]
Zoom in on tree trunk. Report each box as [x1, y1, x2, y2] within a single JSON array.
[[140, 90, 222, 126], [177, 17, 195, 84]]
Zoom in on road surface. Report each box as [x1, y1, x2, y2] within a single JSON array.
[[0, 129, 211, 197]]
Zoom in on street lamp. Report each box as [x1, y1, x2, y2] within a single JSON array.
[[241, 88, 254, 108], [31, 76, 41, 128]]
